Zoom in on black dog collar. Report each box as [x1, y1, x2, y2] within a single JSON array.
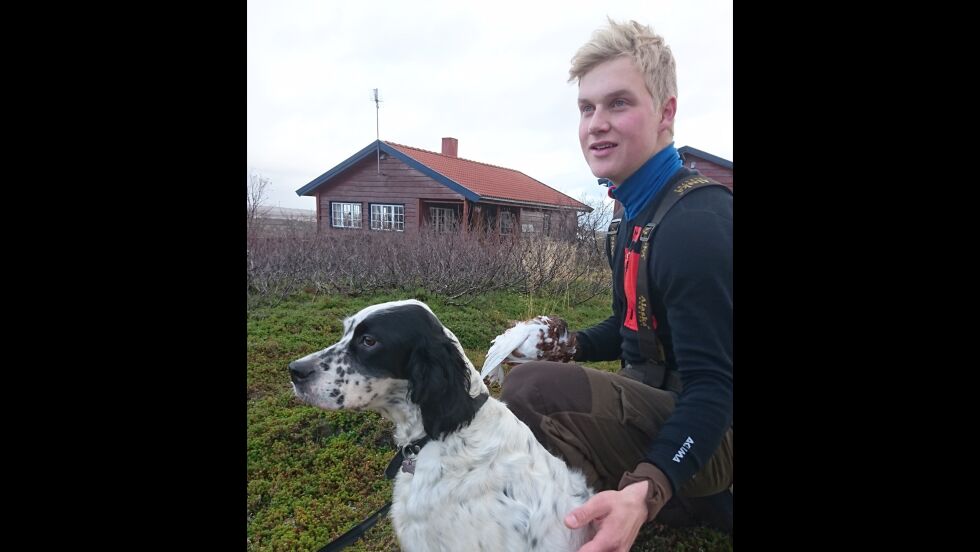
[[383, 392, 490, 478]]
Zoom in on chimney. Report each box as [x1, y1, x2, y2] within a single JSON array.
[[441, 137, 458, 158]]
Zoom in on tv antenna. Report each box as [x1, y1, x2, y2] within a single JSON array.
[[371, 88, 382, 174]]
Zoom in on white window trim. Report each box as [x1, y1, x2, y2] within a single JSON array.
[[331, 202, 362, 229], [370, 203, 405, 232], [499, 210, 516, 234], [429, 206, 457, 232]]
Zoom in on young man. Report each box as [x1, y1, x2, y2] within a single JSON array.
[[498, 19, 733, 551]]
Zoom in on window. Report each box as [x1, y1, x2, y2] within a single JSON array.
[[331, 202, 362, 228], [370, 204, 405, 231], [521, 224, 534, 233], [429, 206, 457, 232], [542, 212, 551, 236], [500, 211, 515, 234]]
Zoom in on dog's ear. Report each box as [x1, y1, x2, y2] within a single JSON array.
[[408, 335, 478, 439]]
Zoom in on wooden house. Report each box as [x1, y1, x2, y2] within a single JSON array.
[[295, 138, 591, 237], [677, 146, 733, 191]]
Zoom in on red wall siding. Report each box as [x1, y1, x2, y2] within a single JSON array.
[[316, 156, 465, 232], [686, 156, 733, 190], [521, 209, 544, 232]]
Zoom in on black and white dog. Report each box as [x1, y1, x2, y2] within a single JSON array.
[[289, 300, 593, 552]]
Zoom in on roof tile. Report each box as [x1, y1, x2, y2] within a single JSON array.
[[387, 142, 589, 211]]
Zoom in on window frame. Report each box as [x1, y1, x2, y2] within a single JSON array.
[[429, 206, 457, 232], [330, 201, 362, 229], [369, 203, 405, 232], [499, 210, 516, 234]]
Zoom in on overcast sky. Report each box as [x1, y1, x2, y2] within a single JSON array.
[[247, 0, 732, 211]]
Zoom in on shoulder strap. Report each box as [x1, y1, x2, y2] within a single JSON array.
[[636, 174, 731, 391], [604, 218, 622, 269]]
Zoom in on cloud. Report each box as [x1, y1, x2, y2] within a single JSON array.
[[248, 0, 732, 211]]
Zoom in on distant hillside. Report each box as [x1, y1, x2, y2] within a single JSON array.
[[255, 206, 316, 222], [250, 206, 316, 237]]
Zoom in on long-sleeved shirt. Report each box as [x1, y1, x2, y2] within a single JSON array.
[[576, 166, 733, 493]]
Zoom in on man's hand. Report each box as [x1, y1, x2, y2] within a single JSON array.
[[480, 316, 577, 384], [565, 482, 649, 552], [531, 315, 578, 363], [565, 463, 673, 552]]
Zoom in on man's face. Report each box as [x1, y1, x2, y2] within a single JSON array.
[[577, 56, 665, 185]]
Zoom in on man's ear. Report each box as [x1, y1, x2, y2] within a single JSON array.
[[658, 96, 677, 134]]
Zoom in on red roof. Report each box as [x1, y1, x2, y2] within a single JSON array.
[[386, 141, 590, 211]]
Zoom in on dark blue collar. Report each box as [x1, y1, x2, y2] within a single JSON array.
[[609, 143, 683, 220]]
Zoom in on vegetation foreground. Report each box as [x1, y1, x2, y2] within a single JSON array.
[[247, 290, 732, 551]]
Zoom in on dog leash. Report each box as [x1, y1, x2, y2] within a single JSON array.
[[315, 393, 488, 551], [315, 436, 430, 552], [316, 501, 392, 552]]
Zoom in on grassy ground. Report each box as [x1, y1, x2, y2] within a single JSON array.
[[247, 290, 731, 551]]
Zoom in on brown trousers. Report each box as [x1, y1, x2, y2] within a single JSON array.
[[500, 361, 732, 498]]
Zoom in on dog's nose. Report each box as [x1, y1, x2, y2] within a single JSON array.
[[289, 359, 317, 382]]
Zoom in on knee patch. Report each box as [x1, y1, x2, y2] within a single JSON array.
[[501, 362, 591, 416]]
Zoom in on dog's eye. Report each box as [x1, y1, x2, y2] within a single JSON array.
[[361, 335, 377, 347]]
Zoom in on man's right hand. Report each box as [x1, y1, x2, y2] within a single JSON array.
[[480, 315, 578, 384]]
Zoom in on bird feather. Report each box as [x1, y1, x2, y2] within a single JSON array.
[[480, 317, 553, 385]]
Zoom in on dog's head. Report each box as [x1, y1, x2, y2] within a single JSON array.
[[289, 299, 488, 439]]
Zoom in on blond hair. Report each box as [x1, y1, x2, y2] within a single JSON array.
[[569, 18, 677, 114]]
